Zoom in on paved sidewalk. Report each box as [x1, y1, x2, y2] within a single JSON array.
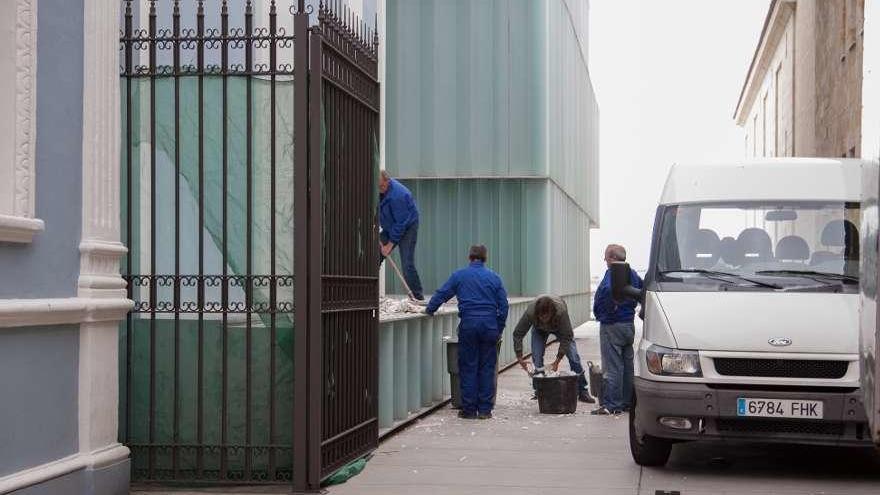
[[328, 324, 880, 495]]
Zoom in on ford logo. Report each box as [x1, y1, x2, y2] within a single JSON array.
[[768, 337, 792, 347]]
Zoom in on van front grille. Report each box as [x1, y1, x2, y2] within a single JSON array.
[[716, 418, 844, 436], [713, 358, 848, 379]]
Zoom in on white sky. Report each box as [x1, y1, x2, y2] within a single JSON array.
[[588, 0, 771, 275]]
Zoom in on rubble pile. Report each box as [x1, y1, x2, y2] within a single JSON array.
[[378, 296, 459, 319], [378, 297, 425, 317]]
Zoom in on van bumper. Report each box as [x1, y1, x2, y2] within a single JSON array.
[[633, 377, 873, 446]]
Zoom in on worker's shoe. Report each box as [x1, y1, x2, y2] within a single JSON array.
[[578, 390, 596, 404], [458, 411, 478, 420], [530, 393, 538, 400], [477, 412, 493, 420], [590, 406, 611, 415]]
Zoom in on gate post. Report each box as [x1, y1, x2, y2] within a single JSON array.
[[306, 21, 325, 492], [292, 8, 314, 494]]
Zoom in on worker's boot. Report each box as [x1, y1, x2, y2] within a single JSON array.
[[457, 410, 478, 420], [477, 412, 493, 420], [578, 389, 596, 404]]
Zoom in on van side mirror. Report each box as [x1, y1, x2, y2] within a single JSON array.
[[610, 262, 643, 303]]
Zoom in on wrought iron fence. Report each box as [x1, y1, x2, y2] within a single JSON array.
[[119, 0, 379, 490]]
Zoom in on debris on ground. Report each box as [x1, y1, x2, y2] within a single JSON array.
[[533, 370, 577, 378]]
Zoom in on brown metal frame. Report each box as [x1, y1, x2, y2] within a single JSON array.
[[120, 0, 379, 490]]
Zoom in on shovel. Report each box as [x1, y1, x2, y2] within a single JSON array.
[[382, 244, 416, 301]]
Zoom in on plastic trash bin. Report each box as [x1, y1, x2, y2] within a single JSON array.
[[534, 374, 579, 414], [446, 337, 503, 409]]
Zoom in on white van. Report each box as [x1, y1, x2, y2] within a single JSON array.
[[620, 158, 872, 467]]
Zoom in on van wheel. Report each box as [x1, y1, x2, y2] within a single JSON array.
[[629, 401, 672, 467]]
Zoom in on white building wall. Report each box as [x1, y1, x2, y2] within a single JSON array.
[[743, 14, 795, 159]]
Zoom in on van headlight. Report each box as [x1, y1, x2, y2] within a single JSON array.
[[646, 345, 702, 376]]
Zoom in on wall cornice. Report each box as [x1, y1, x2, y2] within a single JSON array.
[[0, 297, 132, 329]]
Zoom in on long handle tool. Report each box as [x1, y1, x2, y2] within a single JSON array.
[[384, 247, 415, 300]]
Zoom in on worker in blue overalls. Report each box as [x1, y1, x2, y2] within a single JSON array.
[[426, 245, 509, 419], [378, 170, 424, 301]]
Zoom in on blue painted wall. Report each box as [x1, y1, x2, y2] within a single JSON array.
[[0, 325, 79, 477], [0, 0, 84, 299]]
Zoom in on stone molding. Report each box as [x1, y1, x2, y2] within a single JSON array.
[[0, 213, 44, 243], [0, 297, 133, 328], [77, 0, 131, 482], [0, 444, 130, 494], [0, 0, 42, 244], [78, 240, 129, 300], [79, 0, 125, 297], [14, 0, 37, 218]]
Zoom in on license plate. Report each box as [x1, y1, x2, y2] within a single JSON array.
[[736, 398, 823, 419]]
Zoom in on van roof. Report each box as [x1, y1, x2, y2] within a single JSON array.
[[659, 158, 865, 205]]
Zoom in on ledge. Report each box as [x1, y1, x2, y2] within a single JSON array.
[[0, 297, 133, 328], [0, 214, 44, 243], [0, 444, 129, 494]]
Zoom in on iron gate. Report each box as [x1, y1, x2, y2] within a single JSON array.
[[119, 0, 379, 490]]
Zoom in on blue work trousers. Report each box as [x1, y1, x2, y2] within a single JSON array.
[[530, 329, 589, 391], [379, 224, 423, 299], [458, 318, 500, 415], [599, 321, 635, 411]]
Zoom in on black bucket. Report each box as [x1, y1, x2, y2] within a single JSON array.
[[534, 374, 579, 414]]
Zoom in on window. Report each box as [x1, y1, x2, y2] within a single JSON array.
[[0, 0, 43, 243], [653, 202, 861, 293], [762, 93, 768, 157], [752, 115, 758, 157], [774, 65, 782, 157]]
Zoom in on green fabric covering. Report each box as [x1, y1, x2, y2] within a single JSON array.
[[120, 73, 381, 481], [322, 455, 372, 487], [120, 75, 297, 479]]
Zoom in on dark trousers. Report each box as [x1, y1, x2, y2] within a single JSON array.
[[458, 317, 500, 415], [599, 321, 635, 411], [379, 223, 423, 299], [530, 329, 589, 391]]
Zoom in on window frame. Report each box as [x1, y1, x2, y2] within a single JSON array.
[[0, 0, 43, 244]]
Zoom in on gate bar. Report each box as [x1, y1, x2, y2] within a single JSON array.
[[196, 0, 206, 477], [269, 0, 279, 481], [244, 0, 255, 481], [172, 0, 182, 478], [220, 0, 230, 480], [148, 0, 158, 480]]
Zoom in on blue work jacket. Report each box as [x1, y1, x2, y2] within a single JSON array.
[[379, 179, 419, 244], [593, 268, 643, 324], [426, 261, 509, 330]]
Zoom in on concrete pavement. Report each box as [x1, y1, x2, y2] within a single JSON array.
[[328, 323, 880, 495]]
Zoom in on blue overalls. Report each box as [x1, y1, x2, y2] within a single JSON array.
[[426, 261, 509, 415], [378, 178, 423, 299]]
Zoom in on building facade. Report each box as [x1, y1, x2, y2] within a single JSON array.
[[0, 1, 130, 494], [382, 0, 599, 323], [735, 0, 865, 159]]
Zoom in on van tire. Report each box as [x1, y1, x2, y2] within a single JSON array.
[[629, 401, 672, 467]]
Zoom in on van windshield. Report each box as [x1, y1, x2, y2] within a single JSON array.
[[654, 202, 860, 292]]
